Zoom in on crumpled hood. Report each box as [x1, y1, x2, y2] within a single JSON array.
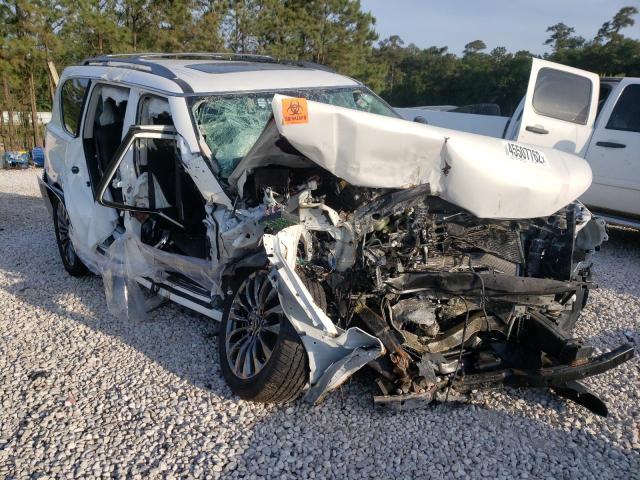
[[270, 94, 593, 219]]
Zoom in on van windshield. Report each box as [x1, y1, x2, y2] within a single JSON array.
[[191, 87, 398, 178]]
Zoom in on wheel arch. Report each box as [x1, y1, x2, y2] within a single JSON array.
[[38, 172, 65, 216], [220, 251, 269, 295]]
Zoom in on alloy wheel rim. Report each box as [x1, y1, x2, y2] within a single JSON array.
[[225, 271, 283, 380]]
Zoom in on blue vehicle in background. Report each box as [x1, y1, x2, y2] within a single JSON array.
[[0, 148, 43, 168], [3, 151, 30, 169], [31, 147, 45, 167]]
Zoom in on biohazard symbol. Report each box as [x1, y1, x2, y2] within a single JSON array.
[[287, 100, 303, 115], [282, 97, 309, 125]]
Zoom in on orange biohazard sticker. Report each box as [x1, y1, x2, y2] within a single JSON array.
[[282, 98, 309, 125]]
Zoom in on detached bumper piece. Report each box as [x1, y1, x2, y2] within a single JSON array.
[[453, 344, 634, 416], [373, 386, 438, 411]]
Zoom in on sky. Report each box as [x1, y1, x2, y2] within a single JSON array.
[[360, 0, 640, 55]]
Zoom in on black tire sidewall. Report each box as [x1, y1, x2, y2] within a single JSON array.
[[217, 270, 306, 400], [52, 198, 88, 277]]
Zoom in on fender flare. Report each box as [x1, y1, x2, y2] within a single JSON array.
[[38, 173, 64, 215]]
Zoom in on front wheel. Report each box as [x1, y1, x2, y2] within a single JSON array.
[[218, 270, 309, 403], [52, 199, 88, 277]]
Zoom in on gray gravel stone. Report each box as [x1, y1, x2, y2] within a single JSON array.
[[0, 168, 639, 479]]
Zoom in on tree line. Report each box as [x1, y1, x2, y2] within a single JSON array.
[[1, 1, 639, 150]]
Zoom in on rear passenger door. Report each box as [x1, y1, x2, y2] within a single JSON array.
[[516, 59, 599, 156], [49, 77, 123, 251], [581, 80, 640, 216]]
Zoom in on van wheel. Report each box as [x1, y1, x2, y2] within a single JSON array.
[[219, 270, 320, 403], [52, 199, 88, 277]]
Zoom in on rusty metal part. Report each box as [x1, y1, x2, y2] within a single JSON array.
[[355, 303, 413, 382], [425, 314, 498, 353], [373, 384, 438, 410], [385, 310, 504, 357]]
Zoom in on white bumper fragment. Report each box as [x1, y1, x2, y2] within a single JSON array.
[[263, 225, 384, 402]]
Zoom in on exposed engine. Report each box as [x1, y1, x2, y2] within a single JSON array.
[[224, 165, 625, 413]]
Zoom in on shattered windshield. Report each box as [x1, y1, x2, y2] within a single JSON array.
[[191, 87, 398, 178]]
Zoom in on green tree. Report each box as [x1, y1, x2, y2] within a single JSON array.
[[117, 0, 155, 51], [191, 1, 226, 52], [550, 7, 640, 77], [376, 35, 405, 98], [221, 0, 260, 53], [58, 0, 126, 61], [145, 0, 207, 52], [596, 6, 638, 43], [463, 40, 487, 55], [544, 23, 585, 52]]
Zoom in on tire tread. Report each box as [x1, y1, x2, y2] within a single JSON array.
[[219, 271, 326, 404]]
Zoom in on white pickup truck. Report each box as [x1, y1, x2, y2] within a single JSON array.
[[397, 59, 640, 227]]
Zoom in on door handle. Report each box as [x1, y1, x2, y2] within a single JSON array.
[[525, 125, 549, 135], [595, 141, 626, 149]]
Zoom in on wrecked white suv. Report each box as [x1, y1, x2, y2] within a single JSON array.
[[40, 54, 633, 415]]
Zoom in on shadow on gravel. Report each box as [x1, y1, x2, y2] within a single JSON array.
[[222, 379, 639, 478], [0, 190, 232, 400], [594, 226, 640, 297]]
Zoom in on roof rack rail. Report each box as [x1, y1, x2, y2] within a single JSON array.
[[86, 52, 278, 62], [82, 55, 195, 93], [80, 53, 337, 94], [82, 52, 336, 74]]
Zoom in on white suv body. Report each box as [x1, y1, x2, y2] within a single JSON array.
[[40, 54, 632, 412]]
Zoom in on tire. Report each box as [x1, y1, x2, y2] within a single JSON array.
[[219, 270, 325, 403], [52, 198, 89, 277]]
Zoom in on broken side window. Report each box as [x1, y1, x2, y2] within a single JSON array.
[[138, 95, 174, 126], [82, 83, 131, 200], [61, 78, 90, 137]]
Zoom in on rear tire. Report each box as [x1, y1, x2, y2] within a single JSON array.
[[52, 198, 88, 277], [219, 270, 324, 403]]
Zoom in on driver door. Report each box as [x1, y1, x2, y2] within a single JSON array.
[[94, 125, 183, 227], [516, 59, 600, 156], [94, 125, 219, 317]]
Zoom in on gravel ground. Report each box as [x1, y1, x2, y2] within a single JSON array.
[[0, 168, 638, 479]]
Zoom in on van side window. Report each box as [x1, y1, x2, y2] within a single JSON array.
[[532, 68, 592, 125], [606, 85, 640, 133], [61, 78, 90, 136], [82, 84, 130, 196], [596, 83, 613, 118], [138, 95, 174, 126]]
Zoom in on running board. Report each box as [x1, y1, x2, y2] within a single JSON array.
[[136, 277, 222, 320], [589, 210, 640, 230]]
